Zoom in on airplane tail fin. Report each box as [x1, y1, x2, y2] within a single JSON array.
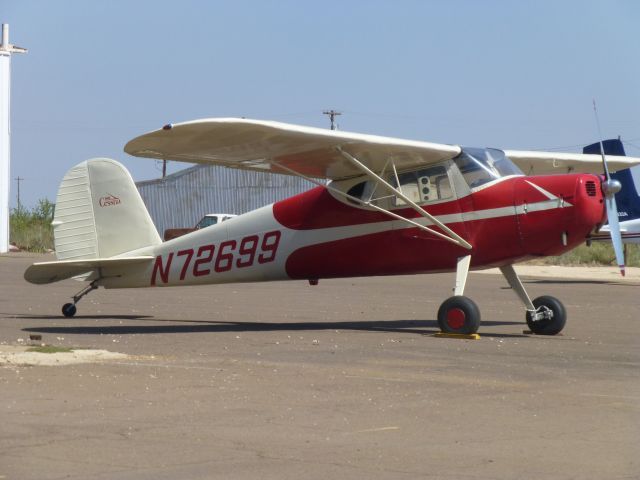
[[582, 138, 626, 157], [53, 158, 162, 261], [583, 139, 640, 223]]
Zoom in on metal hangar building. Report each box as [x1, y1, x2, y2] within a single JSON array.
[[136, 164, 313, 236]]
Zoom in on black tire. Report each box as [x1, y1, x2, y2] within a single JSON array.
[[526, 296, 566, 335], [62, 303, 77, 318], [437, 296, 481, 334]]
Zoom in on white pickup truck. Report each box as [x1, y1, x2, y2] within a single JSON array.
[[163, 213, 237, 241]]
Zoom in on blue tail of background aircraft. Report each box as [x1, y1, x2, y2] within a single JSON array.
[[583, 139, 640, 226]]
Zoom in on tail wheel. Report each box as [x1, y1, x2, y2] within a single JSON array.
[[437, 296, 481, 334], [526, 295, 566, 335], [62, 303, 77, 318]]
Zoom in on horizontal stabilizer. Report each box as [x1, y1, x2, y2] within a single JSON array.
[[24, 256, 154, 285]]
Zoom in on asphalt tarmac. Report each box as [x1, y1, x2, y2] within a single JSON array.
[[1, 253, 639, 480]]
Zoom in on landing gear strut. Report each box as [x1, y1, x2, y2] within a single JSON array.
[[437, 255, 481, 334], [436, 259, 567, 336], [500, 265, 566, 335], [61, 281, 99, 318], [437, 295, 481, 334], [525, 295, 566, 335]]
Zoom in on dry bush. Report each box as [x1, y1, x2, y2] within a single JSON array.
[[9, 199, 55, 252]]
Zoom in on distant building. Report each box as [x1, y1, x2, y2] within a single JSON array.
[[136, 164, 314, 236]]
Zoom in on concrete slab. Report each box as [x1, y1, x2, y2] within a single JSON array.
[[1, 254, 639, 479]]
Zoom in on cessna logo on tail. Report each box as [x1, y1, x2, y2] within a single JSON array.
[[99, 194, 121, 207]]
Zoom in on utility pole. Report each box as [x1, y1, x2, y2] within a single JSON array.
[[15, 176, 23, 209], [0, 24, 27, 253], [322, 109, 342, 130]]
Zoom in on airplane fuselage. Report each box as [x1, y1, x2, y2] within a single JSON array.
[[100, 173, 605, 289]]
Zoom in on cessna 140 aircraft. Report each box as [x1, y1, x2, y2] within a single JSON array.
[[24, 119, 640, 336]]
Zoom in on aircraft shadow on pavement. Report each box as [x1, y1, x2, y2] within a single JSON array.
[[15, 314, 154, 320], [22, 318, 524, 338], [523, 279, 636, 286]]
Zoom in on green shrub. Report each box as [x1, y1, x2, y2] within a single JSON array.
[[9, 199, 55, 252], [534, 242, 640, 267]]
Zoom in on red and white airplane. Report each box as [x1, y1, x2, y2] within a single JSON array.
[[24, 119, 640, 336]]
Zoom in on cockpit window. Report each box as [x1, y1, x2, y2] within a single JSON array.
[[342, 164, 453, 208], [454, 148, 523, 189], [346, 180, 381, 205], [391, 165, 452, 206], [347, 181, 367, 199]]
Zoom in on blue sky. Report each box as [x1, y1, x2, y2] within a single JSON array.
[[2, 0, 639, 208]]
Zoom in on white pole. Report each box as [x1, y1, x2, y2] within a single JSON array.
[[0, 24, 27, 253], [0, 29, 11, 253]]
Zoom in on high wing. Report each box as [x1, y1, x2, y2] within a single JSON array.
[[124, 118, 462, 180], [124, 118, 640, 250], [125, 118, 471, 248], [505, 150, 640, 175]]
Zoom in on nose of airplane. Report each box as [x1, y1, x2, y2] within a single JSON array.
[[514, 174, 605, 256]]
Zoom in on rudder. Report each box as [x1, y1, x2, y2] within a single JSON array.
[[583, 139, 640, 222]]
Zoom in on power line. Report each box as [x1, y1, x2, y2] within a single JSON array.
[[15, 176, 23, 209]]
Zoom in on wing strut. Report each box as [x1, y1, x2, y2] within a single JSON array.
[[272, 150, 472, 250], [336, 147, 472, 249]]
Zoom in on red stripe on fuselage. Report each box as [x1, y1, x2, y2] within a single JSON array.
[[275, 174, 602, 280], [283, 214, 531, 280], [272, 185, 476, 231], [272, 177, 558, 232], [273, 186, 392, 230], [277, 179, 524, 279]]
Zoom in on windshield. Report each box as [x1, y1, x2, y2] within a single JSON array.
[[197, 216, 218, 229], [453, 148, 523, 189]]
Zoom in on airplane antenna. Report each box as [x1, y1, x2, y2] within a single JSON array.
[[323, 109, 342, 130], [0, 24, 28, 253]]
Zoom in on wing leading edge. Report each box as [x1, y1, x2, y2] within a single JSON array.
[[505, 150, 640, 175], [125, 118, 640, 180]]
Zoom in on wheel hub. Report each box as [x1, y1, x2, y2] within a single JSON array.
[[446, 308, 466, 330], [530, 305, 554, 322]]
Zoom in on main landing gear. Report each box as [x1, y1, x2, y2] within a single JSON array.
[[436, 257, 567, 335], [437, 295, 481, 335], [61, 281, 99, 318]]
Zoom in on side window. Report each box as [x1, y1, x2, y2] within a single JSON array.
[[345, 180, 383, 205], [392, 166, 452, 206], [347, 182, 367, 200], [434, 172, 453, 199]]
